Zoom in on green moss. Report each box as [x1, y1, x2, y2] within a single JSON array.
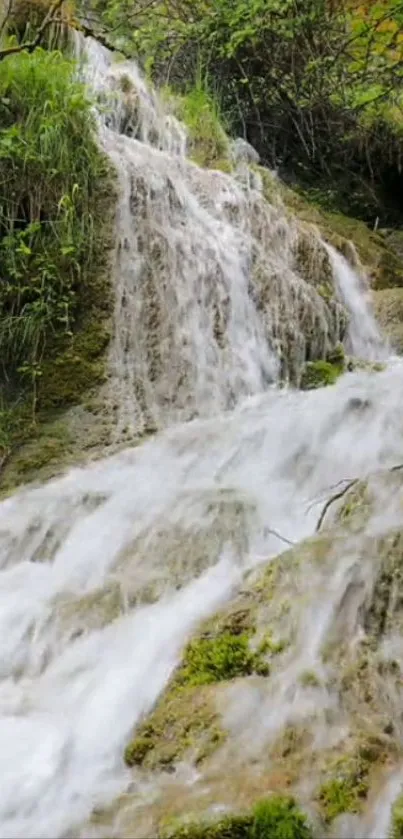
[[299, 670, 321, 688], [124, 614, 275, 771], [159, 796, 312, 839], [347, 358, 386, 373], [176, 632, 270, 687], [317, 753, 371, 822], [299, 360, 341, 390], [257, 632, 288, 657], [124, 684, 226, 770], [251, 796, 312, 839], [337, 481, 371, 526], [390, 793, 403, 839], [265, 177, 403, 291], [326, 342, 345, 371]]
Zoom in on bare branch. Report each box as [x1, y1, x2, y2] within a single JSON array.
[[0, 0, 67, 62], [0, 0, 14, 40], [316, 478, 359, 532]]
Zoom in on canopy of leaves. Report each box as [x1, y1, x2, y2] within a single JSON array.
[[85, 0, 403, 225]]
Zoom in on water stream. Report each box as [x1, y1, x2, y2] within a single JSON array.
[[0, 34, 401, 838]]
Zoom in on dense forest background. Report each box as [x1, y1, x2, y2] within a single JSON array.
[[79, 0, 403, 225]]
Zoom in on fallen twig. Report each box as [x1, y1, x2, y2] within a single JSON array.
[[316, 478, 359, 532], [315, 463, 403, 533]]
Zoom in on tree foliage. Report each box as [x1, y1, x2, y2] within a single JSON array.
[[86, 0, 403, 224]]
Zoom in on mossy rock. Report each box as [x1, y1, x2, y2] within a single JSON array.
[[0, 162, 116, 491], [124, 683, 226, 771], [167, 87, 231, 172], [269, 179, 403, 290], [316, 743, 384, 823], [159, 795, 312, 839], [335, 480, 372, 529], [123, 630, 272, 770], [299, 359, 341, 390], [174, 632, 270, 688]]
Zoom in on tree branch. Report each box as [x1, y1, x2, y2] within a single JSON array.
[[0, 0, 14, 40], [316, 478, 358, 532], [0, 0, 67, 62], [315, 463, 403, 533]]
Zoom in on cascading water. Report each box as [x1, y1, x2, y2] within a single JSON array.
[[73, 35, 374, 437], [0, 34, 402, 839], [326, 243, 388, 361]]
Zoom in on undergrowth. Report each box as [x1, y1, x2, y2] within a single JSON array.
[[167, 75, 230, 170], [0, 47, 115, 467]]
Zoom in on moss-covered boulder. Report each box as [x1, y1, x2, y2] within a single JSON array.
[[124, 684, 226, 771], [111, 470, 403, 837]]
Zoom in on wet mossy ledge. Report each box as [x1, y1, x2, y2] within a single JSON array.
[[259, 170, 403, 292], [159, 796, 313, 839], [0, 46, 117, 492], [113, 476, 403, 837], [124, 619, 283, 771]]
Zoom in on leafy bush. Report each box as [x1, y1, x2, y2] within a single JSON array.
[[0, 48, 113, 412], [91, 0, 403, 225]]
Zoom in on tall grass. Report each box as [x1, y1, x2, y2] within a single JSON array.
[[0, 48, 112, 407]]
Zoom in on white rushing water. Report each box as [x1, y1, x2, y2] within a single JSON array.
[[0, 34, 401, 839], [326, 243, 388, 361]]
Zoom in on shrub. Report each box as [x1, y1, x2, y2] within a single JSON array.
[[0, 48, 113, 412]]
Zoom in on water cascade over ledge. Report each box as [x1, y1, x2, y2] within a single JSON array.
[[0, 33, 402, 839]]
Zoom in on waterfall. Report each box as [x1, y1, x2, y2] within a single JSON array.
[[0, 33, 402, 839], [73, 35, 364, 437], [326, 243, 388, 361]]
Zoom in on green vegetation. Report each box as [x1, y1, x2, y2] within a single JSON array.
[[86, 0, 403, 227], [0, 45, 115, 475], [175, 632, 270, 687], [123, 616, 285, 770], [159, 796, 312, 839], [299, 670, 321, 689], [124, 683, 226, 769], [317, 753, 371, 823], [4, 0, 75, 46], [299, 360, 341, 391], [168, 78, 231, 171], [390, 792, 403, 839]]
